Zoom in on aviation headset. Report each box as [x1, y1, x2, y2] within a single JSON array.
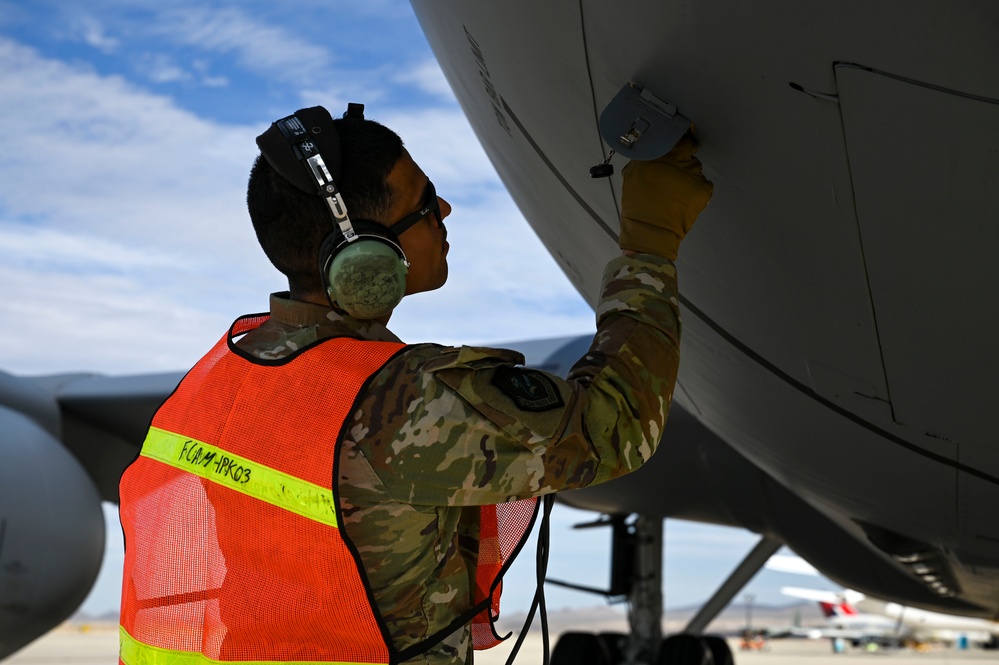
[[255, 104, 414, 320]]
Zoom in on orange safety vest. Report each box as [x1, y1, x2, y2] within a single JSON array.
[[119, 314, 538, 665]]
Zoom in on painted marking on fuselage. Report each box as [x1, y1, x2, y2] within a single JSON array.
[[464, 25, 511, 135]]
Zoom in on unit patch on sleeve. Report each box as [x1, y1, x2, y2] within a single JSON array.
[[490, 366, 565, 412]]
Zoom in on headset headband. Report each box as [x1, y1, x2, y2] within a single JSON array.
[[256, 104, 366, 243]]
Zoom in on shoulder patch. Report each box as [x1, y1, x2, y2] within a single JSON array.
[[490, 366, 565, 412]]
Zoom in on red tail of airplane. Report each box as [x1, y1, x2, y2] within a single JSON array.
[[819, 600, 860, 618]]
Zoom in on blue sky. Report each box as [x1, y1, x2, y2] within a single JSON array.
[[0, 0, 836, 622]]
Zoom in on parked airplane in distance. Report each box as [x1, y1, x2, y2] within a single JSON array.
[[782, 586, 999, 648]]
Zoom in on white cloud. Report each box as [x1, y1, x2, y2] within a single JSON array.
[[298, 80, 393, 118], [0, 263, 233, 376], [201, 74, 229, 88], [149, 6, 333, 86], [136, 53, 190, 84], [0, 224, 186, 272], [395, 59, 454, 99], [379, 106, 498, 189], [75, 15, 119, 53], [192, 59, 228, 88]]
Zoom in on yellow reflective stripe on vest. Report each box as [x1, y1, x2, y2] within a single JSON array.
[[119, 627, 377, 665], [141, 427, 338, 529]]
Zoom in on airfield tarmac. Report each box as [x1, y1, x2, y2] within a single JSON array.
[[6, 624, 999, 665]]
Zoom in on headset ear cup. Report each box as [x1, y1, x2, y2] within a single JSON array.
[[326, 239, 408, 319]]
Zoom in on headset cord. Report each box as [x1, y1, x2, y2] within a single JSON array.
[[505, 493, 556, 665], [539, 493, 553, 664]]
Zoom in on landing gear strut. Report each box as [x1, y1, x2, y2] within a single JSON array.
[[626, 515, 663, 664]]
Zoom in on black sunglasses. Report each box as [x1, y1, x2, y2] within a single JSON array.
[[392, 181, 442, 236]]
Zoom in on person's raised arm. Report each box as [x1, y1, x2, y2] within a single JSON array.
[[359, 135, 713, 506]]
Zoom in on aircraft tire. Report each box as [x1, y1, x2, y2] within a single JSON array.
[[551, 632, 613, 665], [703, 635, 733, 665], [658, 634, 714, 665], [598, 631, 627, 664]]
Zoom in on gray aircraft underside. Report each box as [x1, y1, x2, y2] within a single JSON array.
[[2, 0, 998, 660], [409, 0, 999, 623]]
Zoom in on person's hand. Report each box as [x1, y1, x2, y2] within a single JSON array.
[[619, 132, 713, 260]]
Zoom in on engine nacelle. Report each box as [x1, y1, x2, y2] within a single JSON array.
[[0, 378, 105, 659]]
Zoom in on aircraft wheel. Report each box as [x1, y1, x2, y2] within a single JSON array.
[[703, 635, 733, 665], [598, 631, 627, 664], [658, 634, 714, 665], [551, 632, 613, 665]]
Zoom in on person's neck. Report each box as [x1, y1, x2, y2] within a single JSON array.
[[288, 289, 328, 307]]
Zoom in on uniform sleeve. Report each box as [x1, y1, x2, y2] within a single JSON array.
[[345, 253, 681, 506]]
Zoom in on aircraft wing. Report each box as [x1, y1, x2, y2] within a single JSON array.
[[48, 371, 185, 501]]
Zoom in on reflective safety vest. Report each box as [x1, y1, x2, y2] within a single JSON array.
[[119, 314, 538, 665]]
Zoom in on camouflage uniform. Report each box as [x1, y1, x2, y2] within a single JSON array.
[[235, 252, 681, 664]]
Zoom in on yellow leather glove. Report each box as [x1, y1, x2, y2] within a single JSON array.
[[619, 133, 713, 260]]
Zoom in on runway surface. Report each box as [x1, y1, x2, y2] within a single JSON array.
[[6, 625, 999, 665]]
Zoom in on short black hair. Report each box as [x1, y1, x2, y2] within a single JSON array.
[[247, 117, 404, 294]]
